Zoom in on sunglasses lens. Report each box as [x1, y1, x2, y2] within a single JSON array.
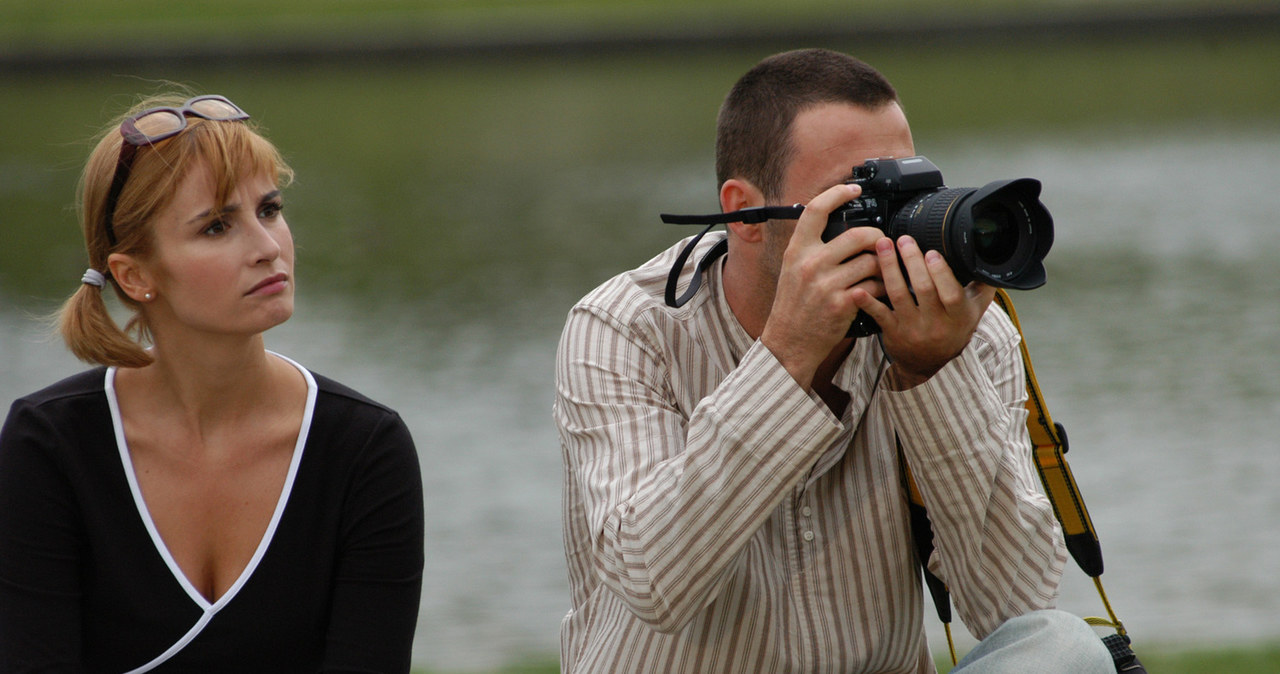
[[189, 97, 245, 121], [132, 110, 185, 140]]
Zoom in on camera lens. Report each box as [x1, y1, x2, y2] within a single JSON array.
[[971, 202, 1018, 266], [889, 178, 1052, 289]]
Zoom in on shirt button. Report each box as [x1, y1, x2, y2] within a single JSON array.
[[802, 530, 815, 542], [800, 506, 813, 518]]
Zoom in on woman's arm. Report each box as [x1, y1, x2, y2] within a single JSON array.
[[319, 411, 424, 674], [0, 400, 85, 672]]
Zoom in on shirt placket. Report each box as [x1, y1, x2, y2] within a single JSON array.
[[788, 485, 824, 674]]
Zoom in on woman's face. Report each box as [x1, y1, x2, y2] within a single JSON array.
[[141, 161, 295, 340]]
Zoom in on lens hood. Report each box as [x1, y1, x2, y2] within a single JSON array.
[[949, 178, 1053, 289]]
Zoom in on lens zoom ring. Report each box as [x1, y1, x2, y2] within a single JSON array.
[[901, 188, 968, 256]]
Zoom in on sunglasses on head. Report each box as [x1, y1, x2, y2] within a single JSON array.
[[101, 95, 250, 246]]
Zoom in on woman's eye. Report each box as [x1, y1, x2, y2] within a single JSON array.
[[204, 219, 229, 236], [258, 201, 284, 219]]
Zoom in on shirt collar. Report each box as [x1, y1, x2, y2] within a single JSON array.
[[707, 247, 755, 367]]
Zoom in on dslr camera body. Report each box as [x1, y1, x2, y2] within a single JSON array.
[[823, 156, 1053, 290]]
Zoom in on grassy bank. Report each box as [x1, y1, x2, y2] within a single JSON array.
[[411, 640, 1280, 673], [1122, 641, 1280, 673]]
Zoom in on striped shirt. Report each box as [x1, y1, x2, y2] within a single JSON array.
[[554, 232, 1067, 673]]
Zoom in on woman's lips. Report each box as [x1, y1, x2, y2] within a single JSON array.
[[247, 273, 289, 295]]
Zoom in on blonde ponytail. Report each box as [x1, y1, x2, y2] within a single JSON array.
[[57, 281, 153, 368]]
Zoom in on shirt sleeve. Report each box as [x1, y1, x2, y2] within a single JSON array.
[[554, 303, 843, 633], [0, 400, 85, 672], [886, 308, 1068, 639], [320, 410, 425, 674]]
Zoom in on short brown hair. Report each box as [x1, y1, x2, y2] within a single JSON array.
[[58, 93, 293, 367], [715, 49, 899, 200]]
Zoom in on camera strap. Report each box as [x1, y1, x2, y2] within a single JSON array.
[[661, 206, 805, 308], [905, 289, 1143, 672]]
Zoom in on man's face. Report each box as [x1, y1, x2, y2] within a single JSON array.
[[761, 101, 916, 277]]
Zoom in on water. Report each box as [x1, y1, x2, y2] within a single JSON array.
[[3, 99, 1279, 669], [914, 127, 1280, 656]]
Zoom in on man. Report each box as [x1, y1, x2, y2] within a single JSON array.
[[554, 48, 1112, 673]]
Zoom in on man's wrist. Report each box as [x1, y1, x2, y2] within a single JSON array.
[[759, 330, 819, 392], [886, 362, 934, 390]]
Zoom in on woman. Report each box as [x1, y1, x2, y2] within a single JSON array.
[[0, 94, 424, 672]]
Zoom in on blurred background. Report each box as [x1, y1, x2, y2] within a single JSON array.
[[3, 0, 1279, 671]]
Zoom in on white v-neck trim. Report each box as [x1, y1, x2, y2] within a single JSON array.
[[105, 351, 317, 673]]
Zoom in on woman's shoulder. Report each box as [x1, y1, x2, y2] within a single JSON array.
[[309, 372, 398, 417], [270, 352, 397, 419], [300, 372, 419, 475], [268, 353, 410, 451], [2, 369, 113, 459], [304, 370, 413, 447], [9, 368, 108, 410]]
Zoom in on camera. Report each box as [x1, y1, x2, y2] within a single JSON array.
[[826, 156, 1053, 337], [658, 156, 1053, 337], [825, 156, 1053, 290]]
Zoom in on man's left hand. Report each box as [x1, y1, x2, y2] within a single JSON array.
[[852, 235, 996, 388]]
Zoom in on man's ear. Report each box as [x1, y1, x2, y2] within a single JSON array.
[[106, 253, 155, 303], [720, 178, 766, 243]]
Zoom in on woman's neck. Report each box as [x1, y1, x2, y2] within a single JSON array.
[[117, 332, 300, 439]]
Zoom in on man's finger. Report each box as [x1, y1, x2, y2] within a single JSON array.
[[792, 182, 861, 245]]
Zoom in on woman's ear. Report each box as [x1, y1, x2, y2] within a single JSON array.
[[720, 178, 766, 243], [106, 253, 155, 303]]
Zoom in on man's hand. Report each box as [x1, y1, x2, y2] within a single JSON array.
[[760, 183, 885, 390], [854, 235, 996, 388]]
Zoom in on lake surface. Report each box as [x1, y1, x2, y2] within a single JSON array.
[[2, 56, 1279, 669]]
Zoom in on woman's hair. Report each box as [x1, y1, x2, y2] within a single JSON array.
[[58, 93, 294, 368], [715, 48, 899, 201]]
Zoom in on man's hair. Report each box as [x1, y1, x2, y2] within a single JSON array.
[[715, 49, 899, 201]]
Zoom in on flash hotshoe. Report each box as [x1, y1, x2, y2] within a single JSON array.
[[659, 155, 1054, 337], [827, 156, 1053, 290]]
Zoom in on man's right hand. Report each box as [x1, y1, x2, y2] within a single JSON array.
[[760, 182, 886, 391]]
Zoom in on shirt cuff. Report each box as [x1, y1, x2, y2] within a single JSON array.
[[713, 339, 846, 462], [882, 345, 1009, 466]]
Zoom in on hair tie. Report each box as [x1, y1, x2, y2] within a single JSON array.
[[81, 268, 107, 288]]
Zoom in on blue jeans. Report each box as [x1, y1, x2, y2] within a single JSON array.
[[951, 610, 1114, 673]]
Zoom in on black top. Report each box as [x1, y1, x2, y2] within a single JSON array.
[[0, 362, 424, 673]]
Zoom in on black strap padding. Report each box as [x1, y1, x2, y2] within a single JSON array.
[[1066, 532, 1105, 578]]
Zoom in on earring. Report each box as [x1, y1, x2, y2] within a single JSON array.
[[143, 293, 153, 301]]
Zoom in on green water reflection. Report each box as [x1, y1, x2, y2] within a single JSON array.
[[3, 34, 1279, 311]]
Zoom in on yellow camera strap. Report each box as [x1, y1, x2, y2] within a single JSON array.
[[905, 289, 1141, 670]]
